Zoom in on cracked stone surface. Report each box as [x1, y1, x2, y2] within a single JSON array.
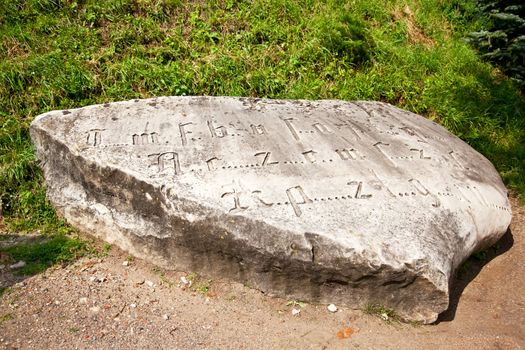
[[30, 96, 512, 323]]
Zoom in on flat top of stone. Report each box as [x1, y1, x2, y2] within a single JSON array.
[[32, 96, 511, 271]]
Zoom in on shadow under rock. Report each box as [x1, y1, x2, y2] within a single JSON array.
[[436, 228, 514, 323]]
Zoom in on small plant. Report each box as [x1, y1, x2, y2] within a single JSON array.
[[152, 267, 176, 288], [286, 300, 307, 308], [364, 303, 400, 323], [194, 279, 212, 295], [100, 243, 112, 257], [0, 313, 14, 324]]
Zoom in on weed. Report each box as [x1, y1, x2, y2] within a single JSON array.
[[100, 243, 112, 257], [0, 286, 8, 298], [364, 303, 401, 323], [152, 267, 176, 288], [286, 300, 307, 308], [0, 313, 14, 324], [194, 278, 213, 294], [184, 272, 212, 294]]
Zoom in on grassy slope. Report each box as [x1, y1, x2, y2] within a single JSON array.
[[0, 0, 524, 233]]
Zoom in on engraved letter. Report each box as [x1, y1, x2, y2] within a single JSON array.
[[335, 148, 357, 160], [347, 181, 372, 199], [252, 190, 274, 207], [282, 118, 300, 141], [301, 150, 317, 163], [221, 189, 248, 214], [401, 126, 427, 143], [410, 148, 431, 159], [373, 141, 394, 164], [150, 132, 159, 144], [312, 122, 331, 134], [334, 118, 362, 140], [409, 179, 429, 195], [206, 157, 220, 171], [87, 129, 103, 146], [134, 132, 159, 145], [286, 186, 312, 217], [149, 152, 181, 175], [369, 169, 396, 197], [179, 122, 193, 146], [207, 120, 228, 138], [250, 124, 267, 135], [254, 151, 279, 166]]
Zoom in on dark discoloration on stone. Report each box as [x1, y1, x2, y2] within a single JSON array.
[[30, 97, 511, 323]]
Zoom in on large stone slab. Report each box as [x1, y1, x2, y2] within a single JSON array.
[[30, 97, 511, 323]]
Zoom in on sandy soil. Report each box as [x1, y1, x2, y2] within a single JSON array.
[[0, 198, 523, 350]]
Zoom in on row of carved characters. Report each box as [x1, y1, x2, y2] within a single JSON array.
[[84, 115, 440, 147], [145, 147, 464, 177], [219, 178, 507, 218], [219, 179, 434, 218]]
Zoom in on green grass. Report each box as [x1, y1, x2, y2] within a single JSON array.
[[0, 0, 523, 235], [364, 303, 401, 323], [0, 234, 91, 275]]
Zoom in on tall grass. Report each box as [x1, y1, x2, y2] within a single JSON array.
[[0, 0, 523, 233]]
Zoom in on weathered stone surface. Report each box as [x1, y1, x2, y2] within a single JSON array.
[[30, 97, 511, 323]]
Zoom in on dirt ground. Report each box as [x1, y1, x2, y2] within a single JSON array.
[[0, 198, 523, 350]]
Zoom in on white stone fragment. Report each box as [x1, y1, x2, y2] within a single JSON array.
[[327, 304, 338, 313]]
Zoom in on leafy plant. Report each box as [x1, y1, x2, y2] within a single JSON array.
[[467, 1, 525, 88], [364, 303, 400, 323]]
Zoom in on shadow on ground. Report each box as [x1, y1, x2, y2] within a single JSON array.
[[437, 228, 514, 323], [0, 233, 89, 296]]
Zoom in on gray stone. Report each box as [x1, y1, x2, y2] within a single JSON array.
[[30, 96, 511, 323]]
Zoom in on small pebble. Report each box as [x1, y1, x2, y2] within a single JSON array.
[[9, 261, 26, 269], [292, 308, 301, 316], [122, 261, 129, 267], [79, 297, 88, 304], [130, 303, 137, 308], [163, 314, 169, 320], [145, 280, 154, 288], [327, 304, 338, 313], [90, 306, 100, 313]]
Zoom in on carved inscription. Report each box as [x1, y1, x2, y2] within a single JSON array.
[[221, 188, 248, 214], [206, 157, 220, 171], [254, 151, 279, 166], [282, 118, 300, 141], [149, 152, 181, 175], [179, 122, 193, 146], [250, 124, 267, 135], [347, 181, 372, 199], [133, 132, 159, 145], [302, 150, 317, 163], [80, 99, 505, 219], [87, 129, 103, 146], [335, 148, 357, 160], [286, 186, 313, 217], [410, 148, 431, 160], [312, 122, 331, 134], [207, 120, 228, 138]]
